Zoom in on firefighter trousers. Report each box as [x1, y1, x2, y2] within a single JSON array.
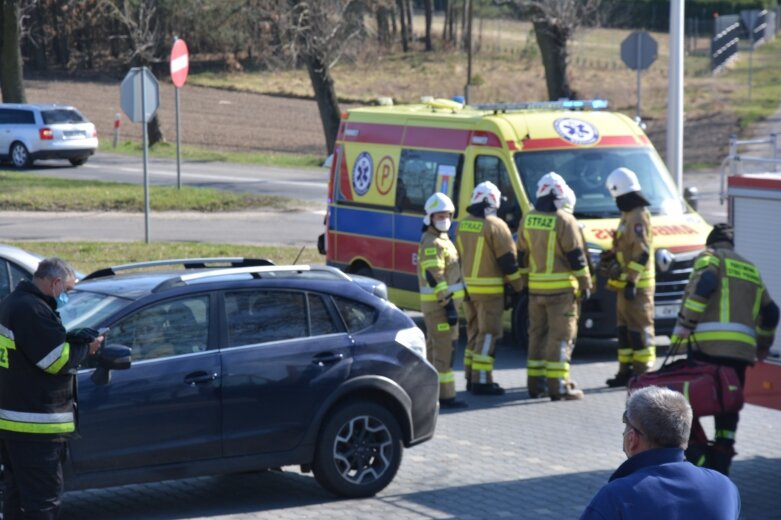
[[0, 439, 66, 520], [422, 304, 459, 400], [527, 292, 579, 397], [616, 288, 656, 375], [463, 296, 504, 386]]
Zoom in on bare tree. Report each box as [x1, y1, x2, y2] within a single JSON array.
[[396, 0, 408, 52], [499, 0, 604, 101], [284, 0, 366, 154], [0, 0, 27, 103], [423, 0, 432, 51], [100, 0, 167, 144]]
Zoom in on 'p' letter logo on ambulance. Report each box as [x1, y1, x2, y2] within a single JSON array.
[[352, 152, 373, 196], [554, 118, 599, 145]]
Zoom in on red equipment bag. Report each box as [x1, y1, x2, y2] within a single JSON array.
[[628, 339, 744, 417]]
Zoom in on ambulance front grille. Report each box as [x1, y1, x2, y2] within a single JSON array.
[[654, 250, 701, 304]]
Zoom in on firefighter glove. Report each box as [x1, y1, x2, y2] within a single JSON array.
[[444, 298, 459, 326], [66, 327, 101, 346], [624, 282, 636, 301], [672, 324, 692, 340], [578, 288, 591, 302]]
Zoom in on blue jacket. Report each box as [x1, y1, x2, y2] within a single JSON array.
[[580, 448, 740, 520]]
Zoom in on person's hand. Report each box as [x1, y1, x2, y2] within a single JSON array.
[[444, 298, 459, 326], [578, 288, 591, 302], [88, 336, 104, 355], [624, 282, 636, 301]]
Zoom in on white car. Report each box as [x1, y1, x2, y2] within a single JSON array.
[[0, 104, 98, 168]]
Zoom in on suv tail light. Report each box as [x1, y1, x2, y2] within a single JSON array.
[[91, 125, 97, 138], [39, 128, 53, 140]]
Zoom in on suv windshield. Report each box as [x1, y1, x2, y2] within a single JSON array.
[[60, 290, 132, 330], [42, 109, 86, 124], [514, 147, 686, 218]]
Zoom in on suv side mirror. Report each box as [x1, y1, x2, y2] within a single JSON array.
[[90, 344, 132, 385]]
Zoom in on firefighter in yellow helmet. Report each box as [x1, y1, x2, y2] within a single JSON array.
[[601, 167, 656, 387], [418, 192, 468, 409], [674, 223, 779, 475], [456, 181, 523, 395], [517, 172, 592, 400]]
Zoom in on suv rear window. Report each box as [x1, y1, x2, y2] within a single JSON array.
[[333, 296, 377, 332], [42, 109, 86, 124], [0, 108, 35, 125]]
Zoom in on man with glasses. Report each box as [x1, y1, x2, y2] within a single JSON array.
[[580, 386, 739, 519]]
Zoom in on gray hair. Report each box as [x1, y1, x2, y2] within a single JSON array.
[[626, 386, 692, 449], [34, 257, 76, 282]]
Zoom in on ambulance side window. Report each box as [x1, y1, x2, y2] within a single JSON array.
[[474, 155, 521, 231], [396, 150, 462, 214]]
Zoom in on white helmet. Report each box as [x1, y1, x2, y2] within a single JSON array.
[[606, 167, 642, 198], [423, 192, 455, 225], [555, 184, 577, 213], [470, 181, 501, 209], [536, 172, 568, 200]]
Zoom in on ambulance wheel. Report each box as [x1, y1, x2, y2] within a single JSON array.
[[511, 293, 529, 350], [350, 263, 374, 279]]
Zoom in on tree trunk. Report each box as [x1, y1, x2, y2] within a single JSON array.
[[532, 19, 575, 101], [304, 53, 341, 155], [441, 0, 448, 40], [49, 0, 69, 66], [377, 4, 392, 47], [396, 0, 408, 52], [424, 0, 433, 51], [461, 0, 468, 49], [406, 0, 413, 42], [0, 0, 26, 103], [25, 3, 47, 72], [147, 115, 165, 146]]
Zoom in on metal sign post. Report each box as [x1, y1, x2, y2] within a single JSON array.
[[170, 37, 190, 190], [120, 67, 160, 244], [620, 31, 658, 122]]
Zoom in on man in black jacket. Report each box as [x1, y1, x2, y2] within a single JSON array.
[[0, 258, 103, 519]]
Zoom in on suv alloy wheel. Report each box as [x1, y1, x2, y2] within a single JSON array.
[[313, 400, 403, 498], [10, 142, 31, 168]]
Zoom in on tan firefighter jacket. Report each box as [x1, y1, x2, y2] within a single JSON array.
[[517, 209, 592, 295], [456, 214, 522, 301], [418, 227, 465, 312], [677, 243, 777, 362], [608, 206, 654, 290]]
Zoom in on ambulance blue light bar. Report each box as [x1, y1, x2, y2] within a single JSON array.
[[474, 99, 609, 112]]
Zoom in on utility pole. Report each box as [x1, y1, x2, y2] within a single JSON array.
[[666, 0, 684, 193]]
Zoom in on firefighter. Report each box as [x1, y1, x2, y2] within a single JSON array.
[[0, 258, 104, 519], [674, 223, 779, 475], [601, 167, 656, 388], [418, 192, 468, 409], [456, 181, 523, 395], [517, 172, 592, 400]]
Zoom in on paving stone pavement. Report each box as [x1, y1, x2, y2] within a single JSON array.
[[60, 336, 781, 520]]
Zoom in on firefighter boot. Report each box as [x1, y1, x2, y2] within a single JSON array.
[[549, 380, 584, 401], [707, 444, 736, 476], [606, 365, 633, 388], [527, 375, 548, 399], [685, 442, 710, 467], [439, 397, 469, 409], [632, 361, 651, 377], [471, 382, 505, 396]]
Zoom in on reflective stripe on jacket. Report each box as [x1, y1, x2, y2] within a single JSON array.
[[677, 246, 775, 362], [456, 214, 521, 300], [418, 227, 465, 312], [517, 209, 592, 295], [607, 206, 654, 290]]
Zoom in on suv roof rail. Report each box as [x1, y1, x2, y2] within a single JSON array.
[[152, 264, 352, 292], [473, 98, 608, 113], [83, 257, 275, 281]]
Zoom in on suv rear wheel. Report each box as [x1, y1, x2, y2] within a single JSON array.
[[10, 142, 32, 168], [312, 400, 402, 498]]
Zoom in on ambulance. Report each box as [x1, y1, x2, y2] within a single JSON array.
[[318, 98, 711, 343]]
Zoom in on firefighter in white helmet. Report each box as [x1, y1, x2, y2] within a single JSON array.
[[601, 167, 656, 387], [456, 181, 523, 395], [517, 172, 592, 400], [418, 192, 468, 408]]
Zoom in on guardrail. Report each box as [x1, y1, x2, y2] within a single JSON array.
[[719, 132, 781, 203]]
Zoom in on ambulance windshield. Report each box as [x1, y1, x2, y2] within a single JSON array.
[[514, 147, 687, 218]]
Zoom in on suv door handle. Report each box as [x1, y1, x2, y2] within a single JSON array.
[[184, 371, 218, 385], [312, 352, 344, 367]]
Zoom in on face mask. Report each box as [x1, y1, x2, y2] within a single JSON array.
[[434, 218, 451, 232]]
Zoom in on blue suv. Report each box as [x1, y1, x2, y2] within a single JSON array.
[[45, 259, 437, 499]]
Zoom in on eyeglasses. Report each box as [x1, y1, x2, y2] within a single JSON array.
[[622, 411, 643, 437]]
